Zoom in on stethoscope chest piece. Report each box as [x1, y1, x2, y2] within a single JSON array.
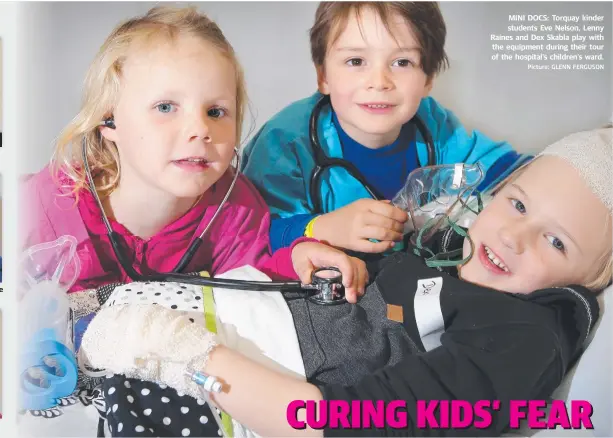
[[306, 267, 347, 305]]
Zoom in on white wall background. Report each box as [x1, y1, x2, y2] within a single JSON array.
[[15, 1, 612, 175], [0, 0, 20, 424]]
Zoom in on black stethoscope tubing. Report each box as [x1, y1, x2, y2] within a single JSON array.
[[308, 94, 436, 213], [80, 137, 344, 303]]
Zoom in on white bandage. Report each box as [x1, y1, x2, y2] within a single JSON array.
[[538, 127, 612, 213], [80, 304, 218, 399]]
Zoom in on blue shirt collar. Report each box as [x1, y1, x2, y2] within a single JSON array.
[[331, 111, 413, 156]]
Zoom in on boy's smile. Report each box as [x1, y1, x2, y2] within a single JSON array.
[[478, 244, 511, 275], [357, 102, 397, 115]]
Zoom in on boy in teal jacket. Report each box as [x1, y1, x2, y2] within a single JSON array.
[[242, 2, 531, 253]]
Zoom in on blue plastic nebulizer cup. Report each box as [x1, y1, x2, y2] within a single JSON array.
[[19, 236, 81, 411]]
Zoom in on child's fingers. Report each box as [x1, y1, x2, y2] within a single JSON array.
[[344, 266, 359, 303], [363, 211, 406, 233], [345, 287, 359, 303], [331, 253, 354, 290], [342, 258, 368, 304], [368, 201, 408, 223], [295, 261, 315, 285], [308, 247, 355, 286], [347, 260, 360, 303]]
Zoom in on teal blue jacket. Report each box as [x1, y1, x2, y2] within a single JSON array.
[[241, 92, 531, 251]]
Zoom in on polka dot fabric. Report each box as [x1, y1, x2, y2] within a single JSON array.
[[103, 375, 222, 437], [104, 282, 206, 326], [101, 281, 218, 436]]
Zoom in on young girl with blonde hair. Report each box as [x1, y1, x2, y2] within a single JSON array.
[[20, 6, 367, 296]]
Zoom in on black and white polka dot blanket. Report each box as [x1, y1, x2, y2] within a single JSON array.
[[102, 372, 223, 437]]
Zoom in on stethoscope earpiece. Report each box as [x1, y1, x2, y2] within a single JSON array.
[[101, 118, 116, 129]]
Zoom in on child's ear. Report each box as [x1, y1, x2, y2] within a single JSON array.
[[422, 78, 434, 98], [316, 65, 330, 95], [99, 124, 118, 143]]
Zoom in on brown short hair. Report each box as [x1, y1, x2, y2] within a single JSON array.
[[310, 2, 449, 78]]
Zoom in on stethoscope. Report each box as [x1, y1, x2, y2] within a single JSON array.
[[81, 120, 347, 305], [308, 94, 437, 213]]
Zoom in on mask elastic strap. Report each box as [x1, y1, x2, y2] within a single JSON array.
[[412, 216, 476, 269], [412, 216, 438, 260], [457, 190, 484, 216]]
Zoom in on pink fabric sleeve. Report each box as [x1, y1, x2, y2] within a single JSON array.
[[259, 236, 318, 280], [210, 175, 318, 281], [20, 172, 56, 250]]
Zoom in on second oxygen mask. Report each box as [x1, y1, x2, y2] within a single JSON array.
[[19, 235, 81, 410]]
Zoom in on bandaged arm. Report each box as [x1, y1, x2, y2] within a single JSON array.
[[81, 304, 324, 437]]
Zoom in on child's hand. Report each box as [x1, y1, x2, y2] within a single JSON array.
[[81, 304, 218, 401], [312, 199, 408, 253], [291, 242, 368, 303]]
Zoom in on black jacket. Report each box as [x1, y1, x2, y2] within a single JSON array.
[[320, 231, 599, 436]]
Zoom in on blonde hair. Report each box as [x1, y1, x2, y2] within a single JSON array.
[[584, 115, 613, 291], [51, 5, 248, 199], [584, 233, 613, 292], [492, 157, 613, 293]]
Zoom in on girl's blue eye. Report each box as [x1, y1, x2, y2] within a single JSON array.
[[511, 199, 526, 214], [208, 107, 227, 118], [156, 102, 175, 113], [546, 235, 566, 252]]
